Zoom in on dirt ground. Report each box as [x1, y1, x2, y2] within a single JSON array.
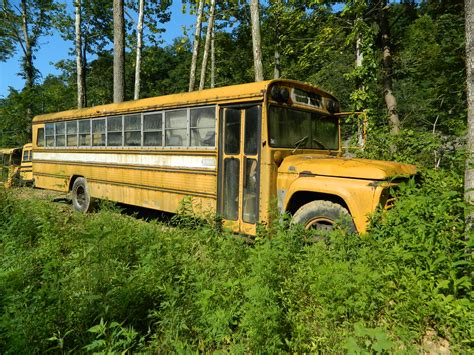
[[4, 186, 177, 225], [6, 186, 68, 202]]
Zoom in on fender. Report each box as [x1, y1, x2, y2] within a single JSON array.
[[282, 175, 381, 234]]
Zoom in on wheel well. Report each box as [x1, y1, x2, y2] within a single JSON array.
[[286, 191, 350, 216], [68, 175, 83, 192]]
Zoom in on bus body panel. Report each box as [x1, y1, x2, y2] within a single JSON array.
[[33, 150, 217, 214], [278, 174, 379, 234]]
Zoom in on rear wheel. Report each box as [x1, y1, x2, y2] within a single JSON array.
[[71, 177, 96, 212], [292, 200, 356, 234]]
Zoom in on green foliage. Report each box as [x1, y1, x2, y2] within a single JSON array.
[[395, 12, 466, 135], [0, 75, 74, 147], [83, 318, 145, 353], [359, 127, 465, 171], [0, 171, 471, 353], [343, 323, 394, 354]]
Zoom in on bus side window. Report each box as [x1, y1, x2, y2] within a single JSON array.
[[67, 121, 78, 147], [107, 116, 123, 147], [124, 114, 141, 146], [190, 107, 215, 147], [45, 124, 54, 147], [55, 122, 66, 147], [165, 110, 187, 147], [143, 112, 163, 147], [92, 119, 106, 146], [79, 120, 91, 146], [23, 150, 28, 162]]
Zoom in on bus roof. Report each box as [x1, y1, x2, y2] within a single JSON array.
[[32, 79, 337, 123], [0, 148, 21, 154]]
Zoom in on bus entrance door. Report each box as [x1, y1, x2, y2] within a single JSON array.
[[219, 105, 261, 235]]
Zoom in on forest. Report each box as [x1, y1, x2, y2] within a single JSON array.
[[0, 0, 473, 352]]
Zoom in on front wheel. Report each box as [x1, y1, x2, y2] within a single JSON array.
[[71, 177, 96, 213], [292, 200, 356, 234]]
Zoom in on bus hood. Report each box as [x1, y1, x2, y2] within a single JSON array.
[[279, 155, 417, 180]]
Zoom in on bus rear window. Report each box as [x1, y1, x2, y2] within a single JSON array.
[[37, 128, 45, 147]]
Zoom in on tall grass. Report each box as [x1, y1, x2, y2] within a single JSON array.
[[0, 169, 472, 353]]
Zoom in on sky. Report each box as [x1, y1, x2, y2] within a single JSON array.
[[0, 1, 196, 98]]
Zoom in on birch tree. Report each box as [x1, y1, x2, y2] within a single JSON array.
[[75, 0, 85, 108], [128, 0, 170, 99], [134, 0, 144, 100], [189, 0, 204, 91], [250, 0, 264, 82], [465, 0, 474, 231], [56, 0, 113, 107], [199, 0, 216, 90], [113, 0, 125, 103], [210, 22, 215, 88]]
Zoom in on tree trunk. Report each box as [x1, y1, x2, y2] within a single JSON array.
[[273, 3, 281, 79], [380, 2, 400, 134], [355, 31, 365, 147], [210, 23, 215, 88], [20, 0, 34, 90], [250, 0, 264, 82], [83, 36, 88, 106], [199, 0, 215, 90], [465, 0, 474, 231], [75, 0, 85, 108], [356, 33, 363, 69], [134, 0, 144, 100], [113, 0, 125, 103], [189, 0, 204, 92]]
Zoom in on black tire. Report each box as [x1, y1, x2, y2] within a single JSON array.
[[71, 177, 95, 213], [292, 200, 356, 233]]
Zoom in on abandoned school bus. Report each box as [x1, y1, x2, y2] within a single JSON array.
[[0, 147, 22, 188], [19, 143, 34, 185], [31, 79, 416, 235]]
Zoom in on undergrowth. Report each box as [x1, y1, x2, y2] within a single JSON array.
[[0, 168, 472, 353]]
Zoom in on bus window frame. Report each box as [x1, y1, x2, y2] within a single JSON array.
[[164, 108, 189, 148], [143, 111, 164, 147], [66, 120, 79, 148], [107, 115, 124, 147], [91, 117, 106, 147]]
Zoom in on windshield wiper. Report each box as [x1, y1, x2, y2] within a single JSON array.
[[292, 135, 308, 154], [312, 138, 329, 150]]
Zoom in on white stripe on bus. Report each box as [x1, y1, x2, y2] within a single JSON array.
[[33, 152, 217, 169]]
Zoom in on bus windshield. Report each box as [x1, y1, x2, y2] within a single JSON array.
[[268, 105, 339, 150]]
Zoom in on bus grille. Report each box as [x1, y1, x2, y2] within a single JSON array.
[[384, 196, 397, 210], [380, 186, 399, 210]]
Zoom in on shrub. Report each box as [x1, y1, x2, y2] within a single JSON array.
[[0, 175, 472, 353]]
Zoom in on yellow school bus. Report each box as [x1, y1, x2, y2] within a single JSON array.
[[20, 143, 34, 185], [31, 79, 416, 235], [0, 147, 22, 188]]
